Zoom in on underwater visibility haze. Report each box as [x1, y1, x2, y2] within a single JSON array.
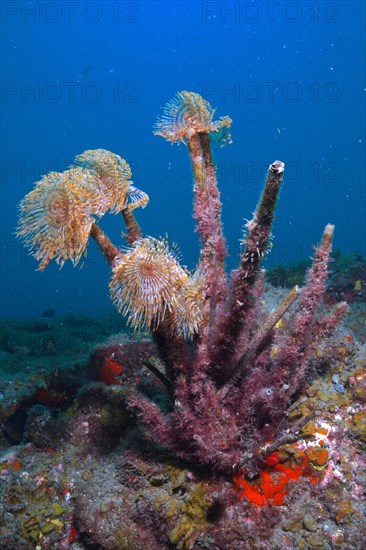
[[1, 0, 365, 319], [0, 1, 366, 549]]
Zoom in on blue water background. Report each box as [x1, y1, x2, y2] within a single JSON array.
[[1, 0, 365, 319]]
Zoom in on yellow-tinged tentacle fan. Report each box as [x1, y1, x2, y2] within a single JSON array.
[[171, 269, 207, 338], [109, 236, 194, 332], [126, 184, 150, 212], [73, 148, 149, 213], [16, 167, 108, 270], [154, 91, 232, 145]]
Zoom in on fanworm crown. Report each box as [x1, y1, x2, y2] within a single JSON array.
[[16, 167, 108, 270], [73, 148, 149, 213], [109, 236, 191, 332], [154, 90, 232, 145]]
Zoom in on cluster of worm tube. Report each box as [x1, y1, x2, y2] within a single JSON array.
[[91, 127, 347, 475]]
